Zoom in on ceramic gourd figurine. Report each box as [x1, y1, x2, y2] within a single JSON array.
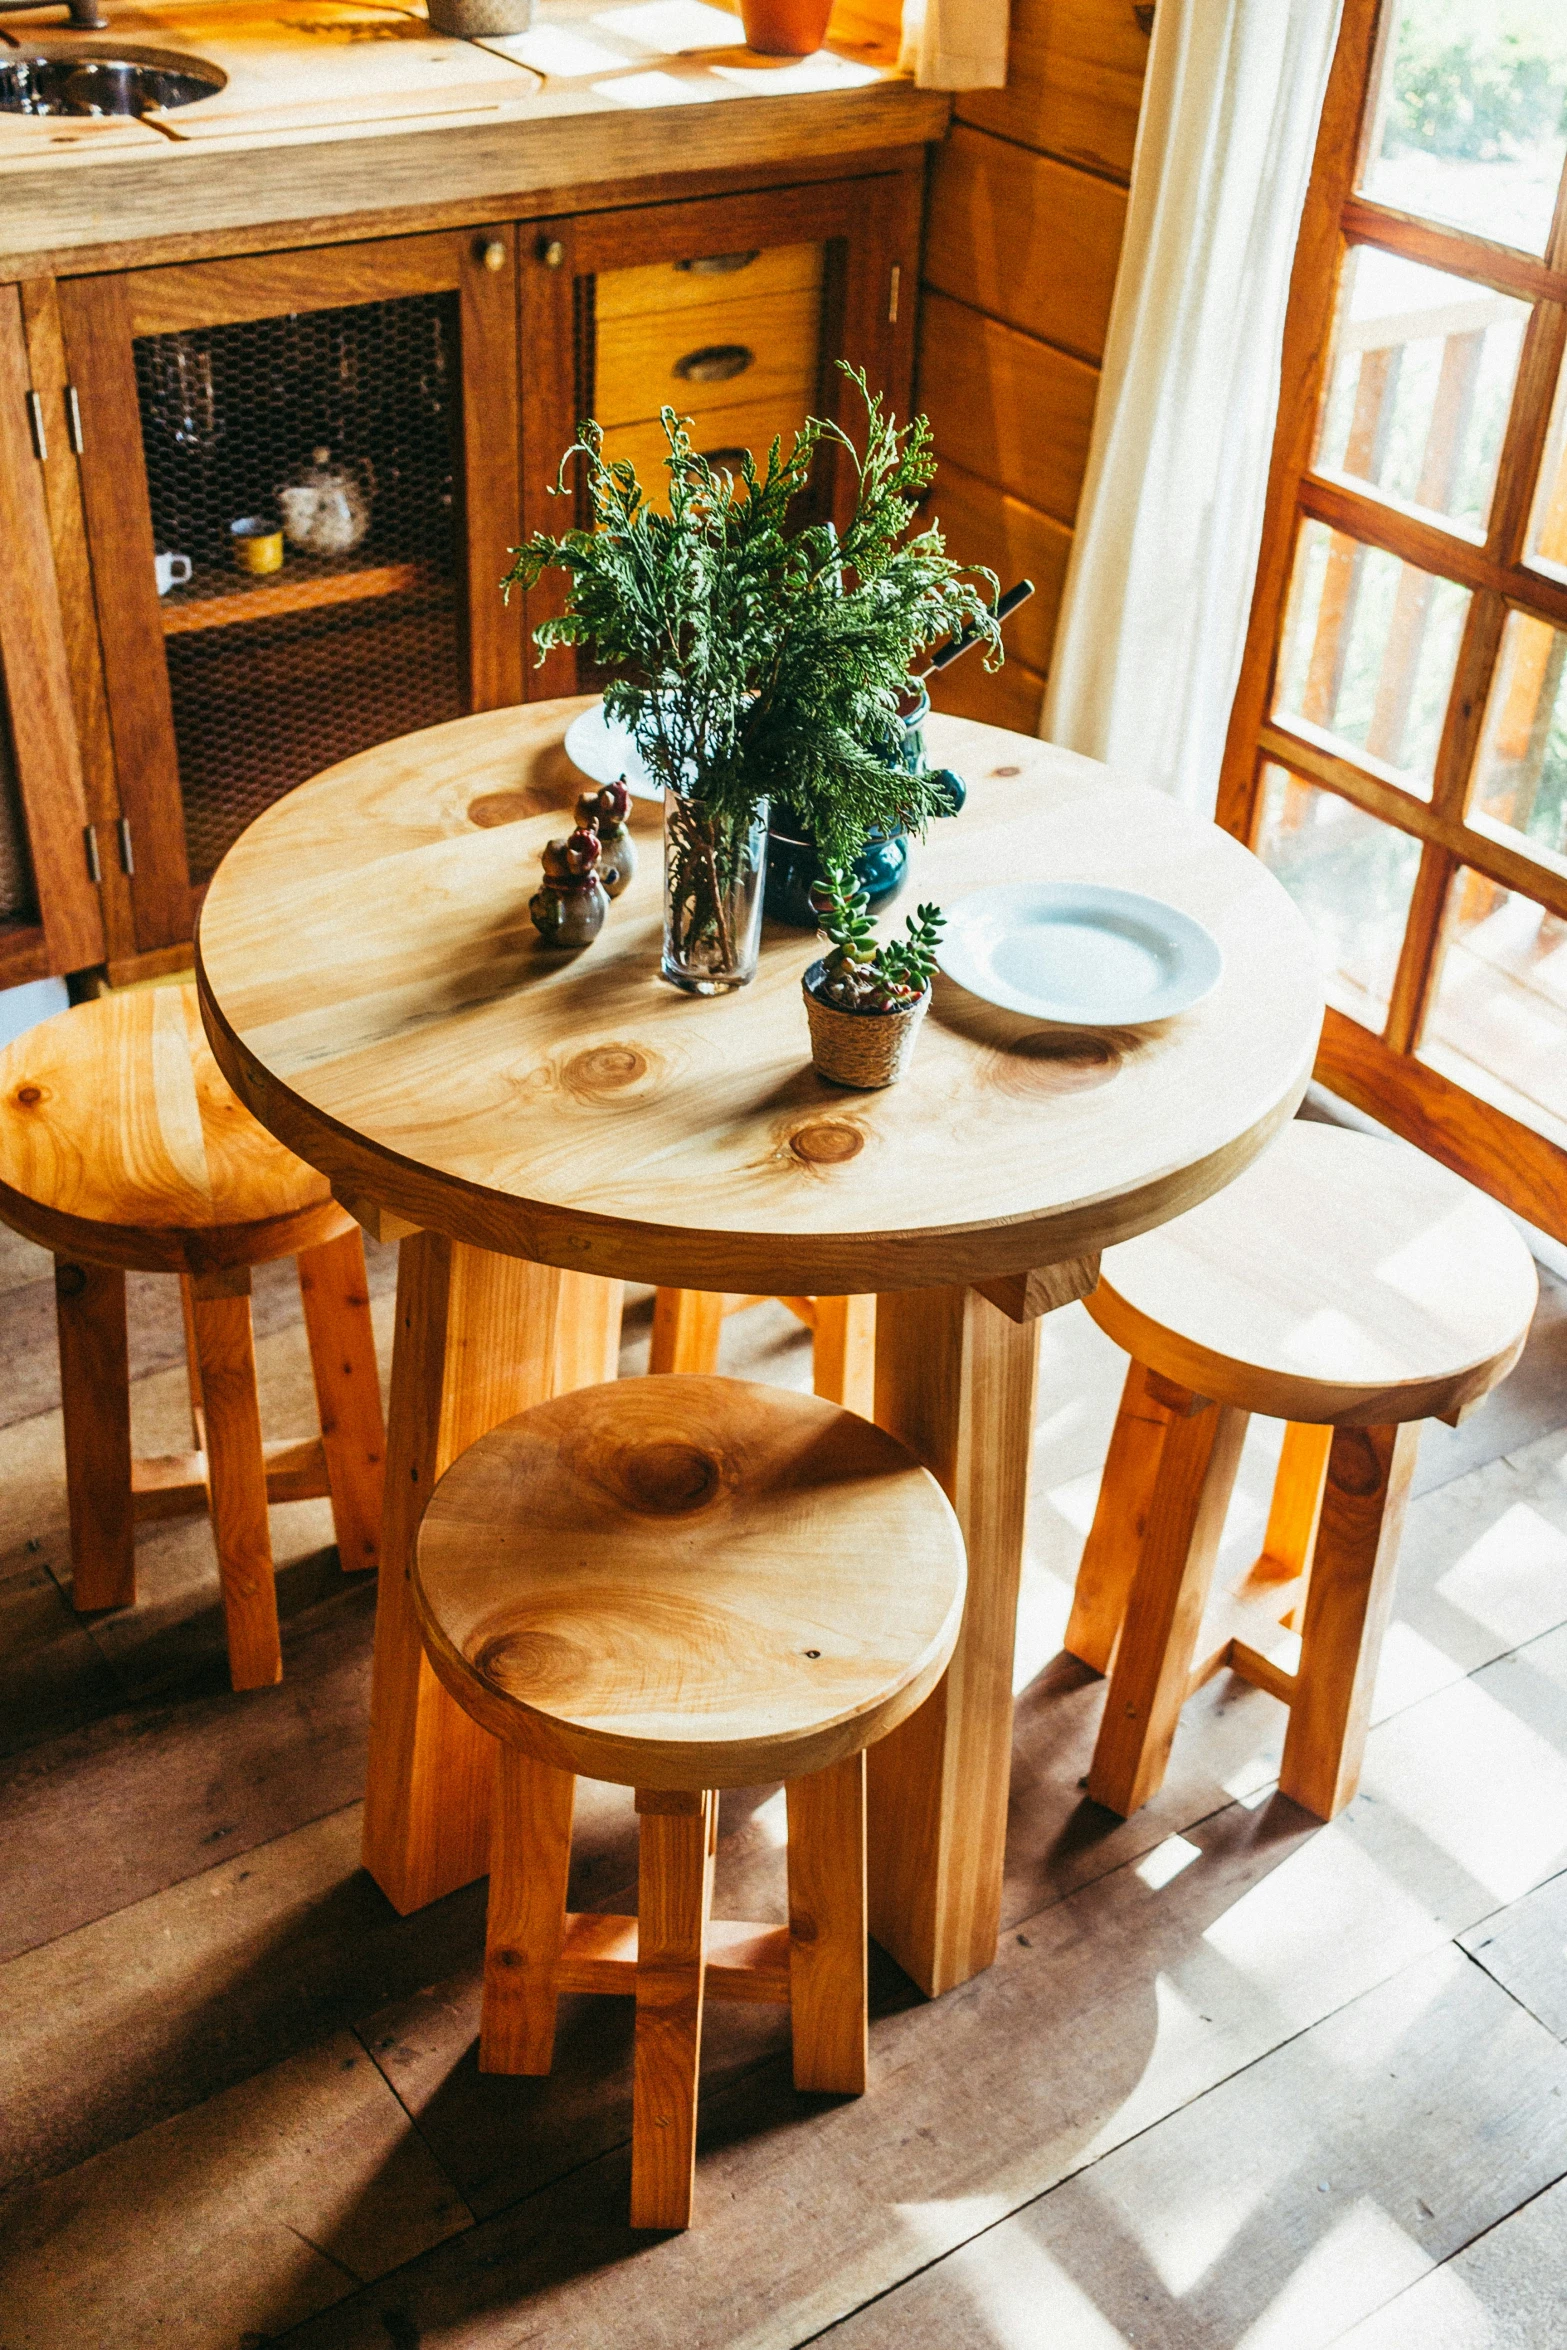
[[575, 779, 636, 897], [530, 827, 610, 948]]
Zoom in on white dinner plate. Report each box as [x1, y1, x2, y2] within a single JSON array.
[[937, 881, 1224, 1026], [562, 699, 662, 799]]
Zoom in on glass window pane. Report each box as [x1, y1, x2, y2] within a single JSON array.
[[1421, 869, 1567, 1145], [1361, 1, 1567, 256], [1524, 355, 1567, 579], [1315, 248, 1527, 539], [1274, 519, 1470, 796], [1469, 609, 1567, 869], [1254, 764, 1422, 1031]]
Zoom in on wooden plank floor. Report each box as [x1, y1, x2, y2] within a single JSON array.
[[2, 1117, 1565, 2348]]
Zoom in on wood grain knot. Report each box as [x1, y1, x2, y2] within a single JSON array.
[[990, 765, 1021, 778], [989, 1030, 1126, 1099], [1328, 1429, 1383, 1498], [466, 787, 556, 828], [790, 1120, 865, 1166], [562, 1044, 652, 1102], [13, 1085, 42, 1107], [618, 1440, 723, 1515]]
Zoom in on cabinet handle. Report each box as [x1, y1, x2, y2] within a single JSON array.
[[83, 825, 102, 885], [675, 251, 759, 275], [889, 264, 901, 326], [673, 344, 754, 385], [478, 237, 507, 272], [66, 384, 84, 454], [26, 390, 46, 462], [538, 236, 565, 269], [117, 818, 135, 876]]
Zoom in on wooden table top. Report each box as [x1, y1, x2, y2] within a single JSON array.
[[195, 699, 1325, 1294]]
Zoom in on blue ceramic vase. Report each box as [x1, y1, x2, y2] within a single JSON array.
[[763, 685, 965, 929]]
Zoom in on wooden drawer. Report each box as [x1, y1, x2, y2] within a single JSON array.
[[595, 284, 822, 431], [602, 393, 816, 505], [597, 241, 822, 325]]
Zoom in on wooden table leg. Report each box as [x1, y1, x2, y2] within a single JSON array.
[[188, 1267, 281, 1692], [787, 1749, 868, 2094], [1280, 1421, 1420, 1820], [867, 1284, 1041, 1997], [360, 1233, 623, 1914], [56, 1258, 135, 1613], [811, 1295, 877, 1419], [297, 1227, 386, 1575], [631, 1787, 716, 2232], [650, 1288, 724, 1374]]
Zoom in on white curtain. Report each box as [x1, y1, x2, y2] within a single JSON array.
[[1040, 0, 1343, 814], [899, 0, 1007, 90]]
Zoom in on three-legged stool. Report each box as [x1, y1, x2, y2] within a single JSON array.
[[0, 984, 386, 1689], [1067, 1124, 1537, 1820], [412, 1372, 966, 2228]]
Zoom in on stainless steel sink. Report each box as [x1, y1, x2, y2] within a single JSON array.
[[0, 41, 226, 114]]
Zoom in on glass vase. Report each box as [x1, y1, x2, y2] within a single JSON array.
[[661, 792, 768, 994]]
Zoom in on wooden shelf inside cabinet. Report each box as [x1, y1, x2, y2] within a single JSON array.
[[159, 554, 442, 637]]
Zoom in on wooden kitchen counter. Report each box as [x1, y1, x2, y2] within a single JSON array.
[[0, 0, 945, 273]]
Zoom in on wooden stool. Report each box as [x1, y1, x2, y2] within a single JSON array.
[[413, 1372, 966, 2229], [1067, 1124, 1537, 1822], [651, 1288, 876, 1416], [0, 984, 386, 1691]]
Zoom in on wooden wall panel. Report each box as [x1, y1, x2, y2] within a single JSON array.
[[925, 125, 1125, 364], [927, 644, 1046, 736], [921, 292, 1099, 524], [956, 0, 1153, 181], [922, 456, 1071, 675]]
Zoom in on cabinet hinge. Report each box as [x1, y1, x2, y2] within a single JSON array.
[[26, 389, 47, 462], [83, 825, 102, 885], [65, 385, 84, 455], [888, 265, 901, 327], [117, 817, 135, 876]]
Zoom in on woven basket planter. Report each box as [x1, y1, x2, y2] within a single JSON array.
[[803, 960, 930, 1089]]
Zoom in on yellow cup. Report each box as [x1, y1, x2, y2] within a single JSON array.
[[231, 516, 284, 575]]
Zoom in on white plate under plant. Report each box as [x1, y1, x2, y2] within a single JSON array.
[[937, 881, 1223, 1026]]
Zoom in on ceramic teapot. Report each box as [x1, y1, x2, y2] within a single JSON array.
[[276, 447, 374, 557]]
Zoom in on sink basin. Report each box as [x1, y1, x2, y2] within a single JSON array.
[[0, 41, 226, 114]]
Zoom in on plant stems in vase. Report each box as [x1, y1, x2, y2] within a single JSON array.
[[663, 794, 768, 994]]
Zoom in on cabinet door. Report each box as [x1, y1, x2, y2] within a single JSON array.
[[59, 228, 521, 947], [517, 168, 922, 699], [0, 286, 104, 985]]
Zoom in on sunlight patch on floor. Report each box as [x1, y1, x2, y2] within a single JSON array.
[[1233, 2197, 1432, 2349]]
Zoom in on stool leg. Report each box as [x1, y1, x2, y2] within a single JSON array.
[[298, 1228, 386, 1574], [56, 1259, 135, 1611], [480, 1747, 575, 2075], [631, 1788, 716, 2231], [650, 1289, 724, 1375], [1087, 1391, 1249, 1817], [187, 1270, 281, 1691], [1066, 1359, 1168, 1675], [1280, 1423, 1420, 1820], [811, 1297, 876, 1419], [787, 1750, 867, 2095], [1254, 1421, 1333, 1584]]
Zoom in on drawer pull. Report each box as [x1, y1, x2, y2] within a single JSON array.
[[673, 344, 755, 384], [676, 250, 760, 275]]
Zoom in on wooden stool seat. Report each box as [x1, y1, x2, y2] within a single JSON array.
[[0, 986, 385, 1688], [1069, 1125, 1537, 1822], [414, 1374, 965, 2228]]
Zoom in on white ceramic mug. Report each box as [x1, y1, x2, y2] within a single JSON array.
[[154, 551, 193, 596]]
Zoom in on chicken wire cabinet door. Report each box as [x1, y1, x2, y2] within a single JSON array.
[[59, 229, 521, 948]]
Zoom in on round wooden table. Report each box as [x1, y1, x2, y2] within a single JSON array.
[[196, 697, 1323, 1994]]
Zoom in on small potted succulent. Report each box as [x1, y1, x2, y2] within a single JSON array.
[[804, 865, 945, 1089]]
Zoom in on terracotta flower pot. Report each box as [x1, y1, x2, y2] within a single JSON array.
[[740, 0, 834, 57], [803, 960, 930, 1089]]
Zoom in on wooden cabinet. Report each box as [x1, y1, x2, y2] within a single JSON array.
[[0, 155, 919, 983]]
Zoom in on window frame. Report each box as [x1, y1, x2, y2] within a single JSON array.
[[1220, 0, 1567, 1239]]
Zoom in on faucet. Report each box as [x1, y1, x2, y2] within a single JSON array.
[[0, 0, 110, 28]]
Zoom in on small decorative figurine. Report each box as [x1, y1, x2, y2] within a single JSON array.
[[530, 826, 610, 949], [575, 779, 636, 897]]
